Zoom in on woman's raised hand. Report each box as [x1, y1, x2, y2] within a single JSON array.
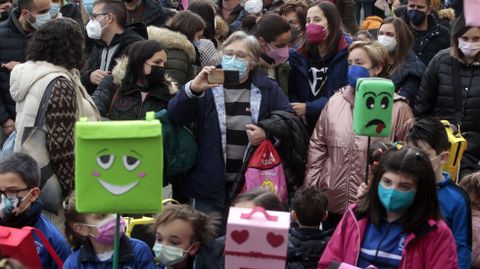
[[190, 66, 219, 93]]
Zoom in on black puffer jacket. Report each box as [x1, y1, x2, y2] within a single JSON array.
[[391, 51, 426, 106], [92, 56, 178, 120], [414, 49, 480, 133], [287, 228, 333, 269], [403, 13, 450, 66], [80, 24, 145, 94], [414, 49, 480, 174], [230, 110, 309, 201], [142, 0, 171, 27], [0, 8, 30, 124]]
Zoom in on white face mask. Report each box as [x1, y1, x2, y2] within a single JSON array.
[[458, 39, 480, 58], [378, 35, 397, 53], [28, 11, 52, 30], [86, 17, 105, 40], [152, 242, 188, 266]]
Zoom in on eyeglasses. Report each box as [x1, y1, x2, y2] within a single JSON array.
[[0, 188, 30, 199], [89, 12, 108, 21], [222, 49, 249, 60]]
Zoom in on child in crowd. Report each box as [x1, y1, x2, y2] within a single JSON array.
[[232, 189, 285, 211], [151, 204, 220, 269], [287, 186, 332, 268], [318, 146, 458, 268], [0, 153, 71, 268], [459, 172, 480, 268], [406, 118, 472, 269], [63, 192, 156, 268], [195, 190, 285, 269]]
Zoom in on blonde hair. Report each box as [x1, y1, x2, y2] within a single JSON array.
[[151, 204, 220, 245], [460, 172, 480, 210], [348, 40, 390, 78], [222, 31, 262, 66]]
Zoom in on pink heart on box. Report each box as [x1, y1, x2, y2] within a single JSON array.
[[231, 230, 249, 245], [266, 232, 284, 248]]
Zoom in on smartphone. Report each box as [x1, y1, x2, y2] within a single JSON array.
[[207, 69, 240, 84]]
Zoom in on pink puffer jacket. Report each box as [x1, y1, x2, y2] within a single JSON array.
[[318, 205, 459, 269], [472, 208, 480, 269], [304, 86, 413, 214]]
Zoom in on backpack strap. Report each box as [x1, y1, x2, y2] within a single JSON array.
[[108, 84, 121, 118], [451, 58, 463, 126], [34, 77, 61, 128], [22, 227, 63, 268]]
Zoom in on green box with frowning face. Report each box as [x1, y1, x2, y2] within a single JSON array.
[[353, 78, 394, 137], [75, 112, 163, 213]]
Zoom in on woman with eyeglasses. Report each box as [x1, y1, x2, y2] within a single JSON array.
[[318, 146, 458, 269], [167, 31, 291, 223], [305, 41, 413, 230], [255, 13, 291, 95], [92, 40, 177, 120]]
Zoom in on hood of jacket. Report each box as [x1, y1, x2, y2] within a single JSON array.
[[10, 61, 71, 103], [146, 26, 196, 62], [111, 56, 178, 96]]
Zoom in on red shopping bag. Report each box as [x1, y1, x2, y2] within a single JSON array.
[[0, 226, 63, 269], [243, 140, 288, 203]]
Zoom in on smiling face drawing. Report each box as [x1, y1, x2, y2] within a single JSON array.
[[92, 149, 146, 195], [75, 113, 163, 213], [353, 78, 394, 137]]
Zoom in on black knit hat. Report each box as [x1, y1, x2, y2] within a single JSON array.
[[452, 14, 471, 38]]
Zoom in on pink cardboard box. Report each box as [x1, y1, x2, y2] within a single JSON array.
[[225, 206, 290, 269], [465, 0, 480, 26]]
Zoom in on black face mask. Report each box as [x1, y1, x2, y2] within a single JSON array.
[[145, 65, 165, 88], [407, 9, 427, 26], [0, 11, 9, 21]]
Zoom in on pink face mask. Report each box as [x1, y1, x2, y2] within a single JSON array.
[[458, 39, 480, 58], [266, 44, 289, 64], [86, 215, 126, 245], [306, 24, 326, 45]]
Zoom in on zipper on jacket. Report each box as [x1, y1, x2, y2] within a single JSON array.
[[461, 69, 475, 124]]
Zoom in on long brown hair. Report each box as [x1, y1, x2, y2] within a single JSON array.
[[380, 17, 413, 75], [301, 1, 344, 58], [356, 146, 441, 233]]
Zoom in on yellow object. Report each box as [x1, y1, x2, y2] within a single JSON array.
[[441, 120, 468, 182], [124, 199, 179, 237], [124, 216, 155, 237]]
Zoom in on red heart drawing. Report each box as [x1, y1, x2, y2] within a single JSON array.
[[231, 230, 249, 245], [266, 232, 284, 248]]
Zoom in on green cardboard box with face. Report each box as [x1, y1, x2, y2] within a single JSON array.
[[353, 78, 394, 137], [75, 112, 163, 213]]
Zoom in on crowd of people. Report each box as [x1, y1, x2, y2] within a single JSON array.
[[0, 0, 479, 267]]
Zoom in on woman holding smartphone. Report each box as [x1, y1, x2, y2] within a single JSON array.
[[167, 31, 291, 224]]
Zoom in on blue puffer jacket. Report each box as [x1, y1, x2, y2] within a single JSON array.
[[63, 237, 156, 269], [167, 70, 291, 209], [288, 35, 351, 132]]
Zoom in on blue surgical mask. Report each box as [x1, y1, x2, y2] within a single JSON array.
[[221, 55, 249, 80], [49, 3, 61, 18], [29, 11, 52, 30], [377, 183, 415, 212], [348, 65, 370, 88], [83, 0, 94, 16], [0, 194, 17, 220]]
